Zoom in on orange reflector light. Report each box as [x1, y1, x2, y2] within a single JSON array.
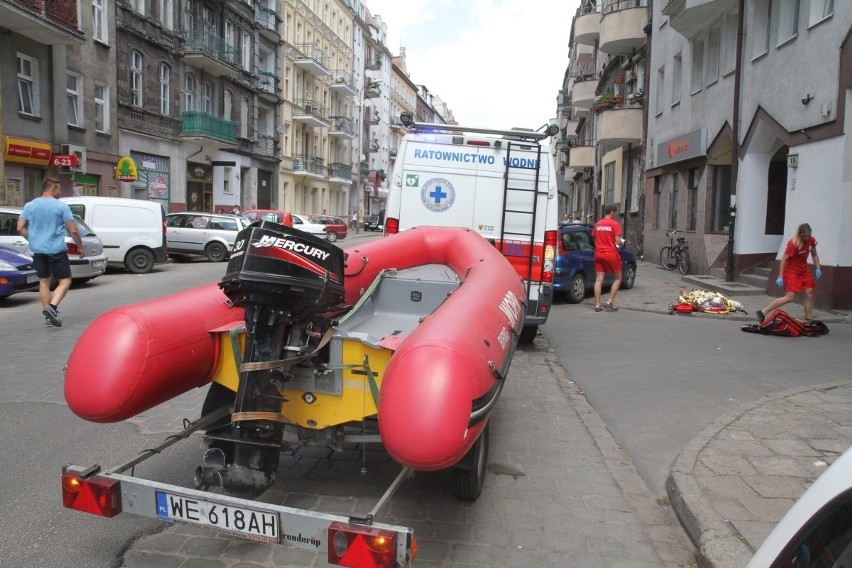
[[328, 521, 398, 567], [61, 468, 122, 518]]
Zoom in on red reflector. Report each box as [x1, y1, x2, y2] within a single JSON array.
[[328, 521, 397, 568], [61, 472, 122, 518], [466, 140, 491, 146], [385, 218, 399, 234]]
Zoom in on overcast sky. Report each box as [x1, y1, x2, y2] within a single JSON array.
[[364, 0, 580, 130]]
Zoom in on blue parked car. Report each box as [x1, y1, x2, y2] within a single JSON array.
[[554, 224, 637, 303], [0, 245, 38, 300]]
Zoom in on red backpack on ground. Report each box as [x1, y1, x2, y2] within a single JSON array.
[[741, 309, 829, 337]]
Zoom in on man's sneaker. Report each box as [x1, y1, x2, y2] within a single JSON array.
[[43, 306, 62, 327], [44, 318, 57, 327], [756, 309, 765, 324]]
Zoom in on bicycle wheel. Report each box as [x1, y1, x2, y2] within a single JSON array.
[[660, 246, 676, 271], [677, 250, 690, 275]]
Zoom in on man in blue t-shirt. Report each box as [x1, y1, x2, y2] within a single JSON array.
[[16, 177, 84, 327]]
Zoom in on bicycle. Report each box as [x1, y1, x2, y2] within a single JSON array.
[[659, 229, 690, 274]]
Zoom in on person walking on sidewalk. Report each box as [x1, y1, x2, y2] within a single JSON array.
[[593, 205, 624, 312], [16, 177, 84, 328], [756, 222, 822, 323]]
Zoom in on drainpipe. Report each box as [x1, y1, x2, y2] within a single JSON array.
[[726, 0, 745, 282], [623, 143, 632, 244]]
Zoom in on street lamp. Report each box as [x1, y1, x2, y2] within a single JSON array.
[[355, 80, 381, 229]]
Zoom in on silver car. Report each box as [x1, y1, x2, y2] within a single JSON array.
[[0, 206, 107, 283], [165, 212, 251, 262]]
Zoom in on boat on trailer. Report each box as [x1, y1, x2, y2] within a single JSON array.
[[65, 223, 525, 500]]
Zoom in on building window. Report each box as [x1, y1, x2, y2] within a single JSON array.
[[671, 52, 682, 106], [653, 176, 662, 229], [723, 13, 737, 74], [778, 0, 800, 43], [202, 81, 212, 113], [93, 0, 108, 43], [17, 53, 39, 117], [130, 0, 145, 14], [655, 65, 665, 115], [184, 73, 195, 111], [130, 50, 143, 107], [94, 82, 109, 133], [159, 63, 170, 115], [691, 38, 704, 93], [809, 0, 834, 25], [66, 72, 83, 126], [240, 97, 249, 138], [707, 26, 721, 84], [687, 168, 700, 231], [669, 174, 679, 229], [224, 89, 233, 121], [712, 165, 732, 232], [159, 0, 173, 30], [242, 31, 252, 70], [752, 0, 772, 58], [604, 162, 615, 206]]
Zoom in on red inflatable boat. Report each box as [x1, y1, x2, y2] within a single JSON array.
[[65, 226, 525, 474]]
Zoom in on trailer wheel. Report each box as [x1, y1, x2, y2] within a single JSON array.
[[519, 325, 538, 344], [452, 421, 490, 501], [201, 382, 235, 431]]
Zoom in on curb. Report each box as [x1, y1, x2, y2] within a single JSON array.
[[665, 379, 852, 568]]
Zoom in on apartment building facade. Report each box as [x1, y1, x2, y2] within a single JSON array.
[[1, 0, 119, 205], [559, 0, 850, 309]]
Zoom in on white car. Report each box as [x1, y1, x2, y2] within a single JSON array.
[[290, 213, 329, 238], [0, 206, 107, 283], [747, 445, 852, 567]]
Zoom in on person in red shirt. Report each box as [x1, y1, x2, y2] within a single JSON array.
[[757, 223, 822, 323], [593, 205, 624, 312]]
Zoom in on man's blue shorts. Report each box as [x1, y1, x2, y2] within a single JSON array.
[[32, 252, 72, 280]]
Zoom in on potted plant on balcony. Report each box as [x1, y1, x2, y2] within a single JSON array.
[[593, 92, 614, 113]]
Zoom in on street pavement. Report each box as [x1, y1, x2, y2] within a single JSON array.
[[597, 260, 851, 568], [56, 235, 851, 567]]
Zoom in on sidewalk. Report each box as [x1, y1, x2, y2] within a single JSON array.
[[622, 261, 851, 568]]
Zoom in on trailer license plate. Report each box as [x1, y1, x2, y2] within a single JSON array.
[[155, 491, 279, 543]]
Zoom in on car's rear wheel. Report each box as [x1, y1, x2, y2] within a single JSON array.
[[326, 231, 338, 242], [622, 264, 636, 289], [125, 248, 155, 274], [205, 242, 228, 262], [566, 273, 586, 304]]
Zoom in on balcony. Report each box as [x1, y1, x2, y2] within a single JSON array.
[[237, 134, 277, 158], [390, 117, 407, 132], [599, 1, 648, 55], [256, 70, 279, 102], [366, 139, 380, 153], [294, 43, 331, 77], [389, 145, 398, 158], [117, 103, 182, 140], [368, 110, 380, 125], [595, 106, 643, 145], [662, 0, 737, 38], [365, 53, 381, 71], [569, 143, 596, 169], [184, 29, 239, 77], [574, 4, 601, 46], [557, 91, 572, 108], [328, 162, 353, 183], [293, 99, 330, 128], [330, 71, 357, 96], [0, 0, 84, 44], [555, 135, 575, 150], [364, 84, 381, 99], [255, 5, 280, 42], [117, 4, 180, 50], [292, 155, 325, 177], [329, 116, 355, 139], [571, 77, 598, 108], [181, 111, 238, 144]]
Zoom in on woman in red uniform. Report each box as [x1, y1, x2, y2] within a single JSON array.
[[757, 223, 822, 323]]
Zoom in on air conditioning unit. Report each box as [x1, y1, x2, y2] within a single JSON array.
[[59, 144, 87, 174]]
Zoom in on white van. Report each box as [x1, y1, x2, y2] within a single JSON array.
[[385, 118, 561, 342], [61, 196, 168, 273]]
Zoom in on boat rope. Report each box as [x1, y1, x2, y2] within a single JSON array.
[[337, 268, 398, 325], [238, 327, 336, 372]]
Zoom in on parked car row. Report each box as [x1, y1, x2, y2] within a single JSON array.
[[0, 245, 38, 300]]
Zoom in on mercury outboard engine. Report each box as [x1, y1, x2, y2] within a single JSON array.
[[196, 221, 345, 494]]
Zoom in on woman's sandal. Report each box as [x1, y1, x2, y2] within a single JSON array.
[[604, 302, 618, 311], [595, 305, 603, 312]]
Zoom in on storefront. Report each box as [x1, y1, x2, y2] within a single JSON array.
[[1, 136, 51, 205]]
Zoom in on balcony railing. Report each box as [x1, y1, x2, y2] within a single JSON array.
[[238, 134, 276, 157], [330, 71, 357, 95], [328, 162, 352, 180], [117, 103, 182, 140], [294, 43, 331, 76], [117, 3, 180, 50], [256, 70, 279, 97], [365, 53, 381, 70], [12, 0, 79, 28], [293, 154, 325, 175], [184, 29, 238, 66], [329, 116, 355, 137], [182, 111, 238, 144], [255, 5, 280, 36]]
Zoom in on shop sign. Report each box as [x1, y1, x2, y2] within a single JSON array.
[[656, 129, 706, 167], [51, 154, 79, 168], [3, 136, 52, 166], [116, 156, 139, 182]]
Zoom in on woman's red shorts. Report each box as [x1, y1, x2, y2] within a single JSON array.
[[784, 269, 815, 292]]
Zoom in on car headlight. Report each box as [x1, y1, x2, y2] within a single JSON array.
[[0, 260, 16, 270]]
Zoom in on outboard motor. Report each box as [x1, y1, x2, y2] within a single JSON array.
[[196, 221, 345, 494]]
